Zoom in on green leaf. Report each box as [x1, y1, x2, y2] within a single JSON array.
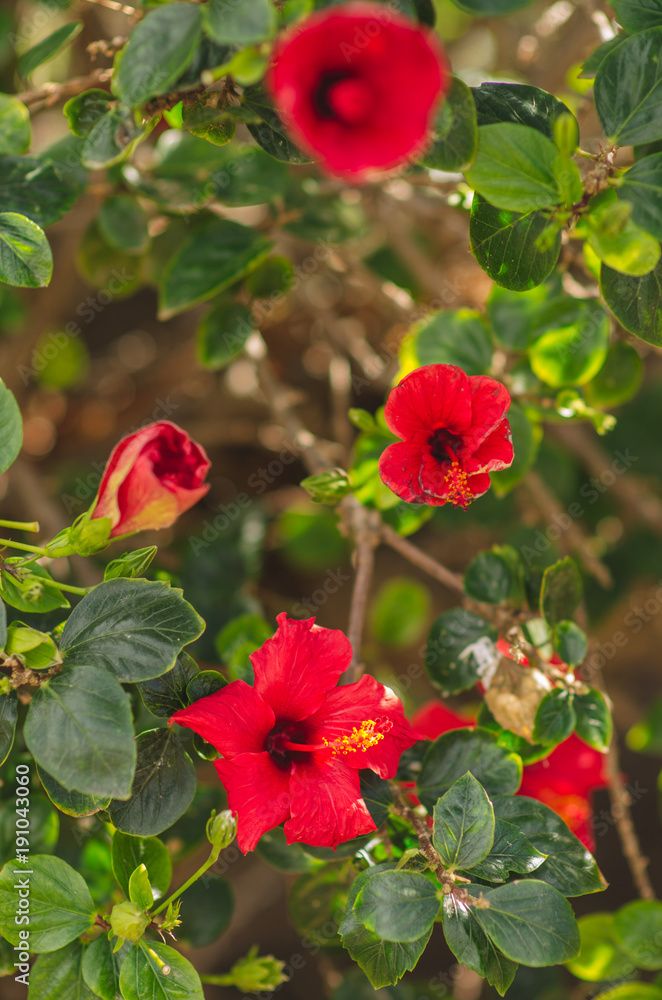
[[492, 795, 605, 896], [98, 195, 150, 254], [243, 84, 312, 163], [0, 691, 17, 765], [425, 609, 498, 696], [470, 194, 562, 291], [0, 561, 70, 614], [196, 298, 255, 369], [595, 27, 662, 145], [360, 771, 394, 828], [353, 870, 439, 943], [370, 577, 431, 648], [289, 864, 352, 944], [82, 935, 130, 1000], [0, 855, 96, 951], [60, 578, 205, 683], [25, 665, 136, 799], [475, 879, 579, 965], [38, 766, 111, 818], [0, 212, 52, 287], [0, 95, 30, 155], [487, 282, 551, 351], [574, 688, 612, 752], [419, 76, 478, 171], [339, 865, 432, 989], [177, 875, 234, 946], [533, 688, 576, 745], [432, 771, 495, 871], [464, 818, 546, 883], [412, 308, 493, 375], [0, 156, 80, 228], [611, 0, 662, 31], [204, 0, 276, 44], [137, 652, 200, 718], [18, 22, 83, 78], [584, 341, 644, 408], [586, 192, 660, 277], [417, 728, 522, 811], [541, 557, 582, 626], [627, 696, 662, 754], [464, 546, 524, 605], [552, 620, 588, 667], [82, 105, 147, 170], [527, 300, 610, 387], [129, 865, 153, 910], [104, 546, 158, 581], [0, 378, 22, 474], [442, 891, 518, 996], [108, 728, 196, 836], [64, 88, 113, 138], [119, 941, 204, 1000], [215, 613, 272, 681], [613, 899, 662, 969], [600, 259, 662, 346], [116, 4, 202, 107], [256, 828, 321, 873], [619, 153, 662, 241], [111, 832, 172, 901], [29, 939, 97, 1000], [451, 0, 533, 11], [198, 143, 289, 207], [593, 987, 662, 1000], [567, 912, 635, 981], [472, 83, 577, 142], [186, 669, 227, 703], [465, 123, 560, 213], [159, 217, 273, 318]]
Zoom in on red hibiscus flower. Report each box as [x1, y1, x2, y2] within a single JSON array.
[[92, 421, 211, 537], [379, 365, 514, 508], [411, 699, 608, 851], [169, 614, 420, 853], [267, 2, 448, 180]]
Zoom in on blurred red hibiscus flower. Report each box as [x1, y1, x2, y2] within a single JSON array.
[[170, 614, 420, 853], [379, 364, 514, 508], [267, 2, 449, 180], [412, 699, 608, 851]]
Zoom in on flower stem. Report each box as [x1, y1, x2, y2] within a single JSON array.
[[50, 581, 91, 596], [0, 519, 39, 533], [0, 537, 50, 556], [150, 842, 223, 917], [200, 974, 234, 985]]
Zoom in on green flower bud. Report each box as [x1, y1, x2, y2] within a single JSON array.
[[110, 900, 150, 943], [226, 946, 288, 994], [207, 809, 237, 854]]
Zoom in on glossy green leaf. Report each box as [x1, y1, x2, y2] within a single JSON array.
[[119, 941, 204, 1000], [412, 308, 493, 375], [426, 609, 498, 696], [256, 828, 321, 873], [0, 691, 17, 766], [128, 865, 153, 910], [442, 891, 518, 996], [584, 342, 644, 407], [38, 766, 110, 818], [528, 299, 610, 387], [472, 82, 577, 142], [0, 212, 52, 288], [432, 771, 495, 871], [595, 27, 662, 145], [619, 153, 662, 241], [25, 665, 135, 799], [417, 728, 522, 811], [370, 577, 431, 647], [593, 987, 662, 1000], [0, 95, 30, 155], [137, 652, 200, 719], [116, 4, 203, 107], [552, 620, 588, 667], [0, 378, 22, 474], [289, 864, 352, 944], [108, 728, 196, 836], [587, 193, 660, 277], [613, 899, 662, 970], [475, 880, 580, 965], [204, 0, 276, 44], [464, 818, 546, 883], [601, 259, 662, 346], [29, 939, 97, 1000], [470, 194, 562, 291], [353, 870, 439, 943], [465, 124, 560, 213], [0, 855, 96, 951], [611, 0, 662, 32], [533, 688, 576, 745], [574, 688, 612, 752], [1, 562, 70, 614], [0, 156, 80, 228], [18, 22, 83, 78], [196, 298, 255, 369], [98, 195, 150, 254], [541, 557, 583, 626], [159, 217, 273, 318], [177, 875, 234, 946], [200, 143, 288, 207], [487, 281, 551, 351], [82, 935, 130, 1000], [243, 84, 312, 163], [419, 76, 478, 171], [492, 795, 605, 896], [60, 578, 204, 682], [111, 832, 172, 901], [64, 89, 113, 138], [464, 545, 524, 605], [566, 912, 636, 981], [82, 105, 147, 171]]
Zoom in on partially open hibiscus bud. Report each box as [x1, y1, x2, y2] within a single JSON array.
[[91, 421, 210, 538], [379, 364, 514, 508], [267, 2, 449, 180]]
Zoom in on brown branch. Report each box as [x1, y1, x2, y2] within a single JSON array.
[[605, 739, 655, 900], [380, 522, 464, 593], [16, 68, 113, 112]]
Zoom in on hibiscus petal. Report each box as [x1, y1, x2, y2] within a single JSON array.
[[251, 613, 352, 722], [384, 365, 472, 441], [306, 674, 420, 778], [285, 755, 376, 848], [463, 419, 514, 475], [215, 752, 291, 854], [461, 377, 511, 455], [417, 450, 492, 505], [378, 439, 428, 503], [169, 680, 274, 758]]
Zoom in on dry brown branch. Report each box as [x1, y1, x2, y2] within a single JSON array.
[[17, 68, 113, 111], [380, 522, 464, 593]]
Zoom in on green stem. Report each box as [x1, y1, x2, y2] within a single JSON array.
[[150, 845, 221, 917], [50, 581, 91, 596], [0, 519, 40, 533], [200, 974, 234, 985], [0, 537, 50, 556]]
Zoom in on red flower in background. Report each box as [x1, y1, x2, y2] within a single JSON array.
[[412, 700, 608, 851], [170, 614, 419, 853], [92, 421, 210, 537], [267, 2, 448, 180], [379, 365, 514, 508]]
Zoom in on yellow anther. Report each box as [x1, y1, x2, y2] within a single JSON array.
[[322, 719, 388, 755], [446, 461, 473, 509]]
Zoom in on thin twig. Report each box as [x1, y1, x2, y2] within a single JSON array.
[[380, 522, 464, 593], [16, 68, 113, 111], [605, 738, 655, 900]]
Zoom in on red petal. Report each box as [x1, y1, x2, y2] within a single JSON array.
[[215, 752, 291, 853], [284, 755, 376, 848], [384, 365, 472, 442], [411, 699, 474, 739], [417, 452, 491, 505], [461, 377, 511, 455], [169, 680, 274, 758], [251, 614, 352, 722], [378, 439, 428, 504], [306, 674, 420, 778], [463, 419, 514, 475], [520, 733, 608, 798]]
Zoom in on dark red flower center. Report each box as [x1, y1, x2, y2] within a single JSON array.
[[428, 427, 463, 464], [147, 437, 201, 489], [314, 72, 374, 125], [265, 717, 392, 769], [428, 427, 474, 509]]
